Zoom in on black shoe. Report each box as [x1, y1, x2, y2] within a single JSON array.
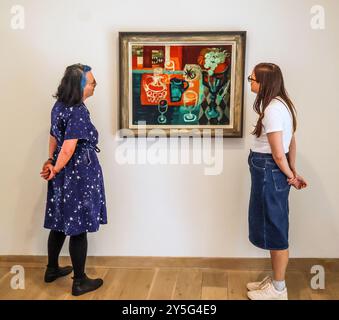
[[72, 274, 104, 296], [44, 266, 73, 283]]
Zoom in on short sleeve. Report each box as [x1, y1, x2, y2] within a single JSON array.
[[262, 107, 283, 134], [64, 106, 90, 140], [49, 108, 56, 137]]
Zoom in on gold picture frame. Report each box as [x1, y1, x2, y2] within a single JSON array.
[[119, 31, 246, 137]]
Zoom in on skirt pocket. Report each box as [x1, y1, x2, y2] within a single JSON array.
[[250, 157, 266, 171], [80, 149, 92, 166], [272, 169, 290, 192]]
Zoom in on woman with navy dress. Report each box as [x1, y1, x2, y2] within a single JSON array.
[[40, 64, 107, 296], [245, 63, 308, 300]]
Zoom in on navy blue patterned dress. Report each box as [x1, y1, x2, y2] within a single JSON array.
[[44, 101, 107, 236]]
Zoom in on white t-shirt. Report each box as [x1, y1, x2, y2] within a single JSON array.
[[252, 98, 293, 154]]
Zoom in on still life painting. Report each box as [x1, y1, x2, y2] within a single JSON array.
[[119, 32, 246, 137]]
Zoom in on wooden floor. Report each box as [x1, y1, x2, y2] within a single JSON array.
[[0, 256, 338, 300]]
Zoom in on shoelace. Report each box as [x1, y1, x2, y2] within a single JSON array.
[[260, 282, 271, 291], [258, 276, 272, 289]]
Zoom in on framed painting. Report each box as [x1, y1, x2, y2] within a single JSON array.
[[119, 31, 246, 137]]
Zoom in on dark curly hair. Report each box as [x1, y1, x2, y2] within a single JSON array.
[[53, 63, 91, 106]]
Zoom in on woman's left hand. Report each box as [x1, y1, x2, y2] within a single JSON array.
[[288, 173, 307, 190], [46, 166, 58, 181], [40, 163, 57, 181], [40, 160, 52, 180], [288, 177, 302, 189], [295, 174, 307, 189], [40, 162, 53, 180]]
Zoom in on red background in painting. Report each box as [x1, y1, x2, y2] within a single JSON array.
[[132, 45, 232, 106]]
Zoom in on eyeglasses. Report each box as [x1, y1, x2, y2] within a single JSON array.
[[247, 76, 258, 83]]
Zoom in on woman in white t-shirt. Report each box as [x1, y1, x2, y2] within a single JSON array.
[[246, 63, 307, 300]]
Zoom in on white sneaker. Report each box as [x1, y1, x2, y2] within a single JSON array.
[[246, 276, 272, 291], [247, 281, 288, 300]]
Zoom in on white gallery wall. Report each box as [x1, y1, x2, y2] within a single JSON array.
[[0, 0, 338, 257]]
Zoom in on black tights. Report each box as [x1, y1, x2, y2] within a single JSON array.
[[47, 230, 87, 280]]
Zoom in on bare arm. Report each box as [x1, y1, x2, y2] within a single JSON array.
[[267, 131, 307, 190], [49, 134, 57, 159], [287, 134, 296, 172], [53, 139, 78, 173], [40, 135, 58, 179], [41, 139, 78, 181], [41, 138, 78, 180], [267, 131, 294, 179]]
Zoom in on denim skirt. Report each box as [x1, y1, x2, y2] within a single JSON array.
[[248, 150, 291, 250]]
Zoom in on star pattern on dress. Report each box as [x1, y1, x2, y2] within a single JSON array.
[[44, 101, 107, 236]]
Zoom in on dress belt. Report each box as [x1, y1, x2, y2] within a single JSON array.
[[56, 144, 100, 153], [54, 143, 100, 166], [90, 145, 101, 153]]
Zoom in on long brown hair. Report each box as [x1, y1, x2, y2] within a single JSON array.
[[252, 63, 297, 137]]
